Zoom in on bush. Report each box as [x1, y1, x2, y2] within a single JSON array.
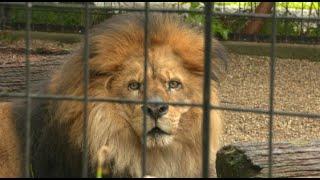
[[7, 5, 110, 28], [182, 2, 231, 40]]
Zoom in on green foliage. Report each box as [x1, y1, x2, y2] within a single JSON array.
[[3, 2, 319, 40], [182, 2, 231, 40], [183, 2, 320, 39], [259, 4, 319, 37], [7, 6, 109, 27], [218, 2, 319, 10], [259, 8, 302, 36]]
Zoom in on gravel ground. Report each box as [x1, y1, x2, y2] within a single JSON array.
[[220, 53, 320, 145], [1, 40, 320, 145]]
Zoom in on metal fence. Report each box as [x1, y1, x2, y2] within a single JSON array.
[[0, 1, 320, 178]]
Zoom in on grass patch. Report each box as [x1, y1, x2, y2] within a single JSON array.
[[0, 31, 21, 43]]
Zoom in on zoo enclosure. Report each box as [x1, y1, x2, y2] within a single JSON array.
[[0, 1, 320, 178]]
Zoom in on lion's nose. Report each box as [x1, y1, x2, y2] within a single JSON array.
[[142, 104, 169, 120]]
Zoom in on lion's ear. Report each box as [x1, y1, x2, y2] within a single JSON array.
[[89, 70, 114, 90], [104, 75, 115, 90], [210, 40, 229, 83]]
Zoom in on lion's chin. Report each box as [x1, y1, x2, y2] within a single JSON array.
[[146, 134, 174, 148]]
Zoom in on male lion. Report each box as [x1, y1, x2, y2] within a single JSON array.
[[3, 13, 228, 177]]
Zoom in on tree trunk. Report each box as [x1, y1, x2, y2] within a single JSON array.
[[242, 2, 274, 35], [216, 141, 320, 178]]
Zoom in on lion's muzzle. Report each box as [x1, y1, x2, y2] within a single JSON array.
[[141, 96, 169, 121]]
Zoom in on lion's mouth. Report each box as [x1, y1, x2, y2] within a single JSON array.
[[147, 127, 170, 137]]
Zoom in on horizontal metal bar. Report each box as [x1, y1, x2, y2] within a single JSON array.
[[1, 93, 320, 119], [0, 93, 26, 98], [1, 2, 320, 22], [271, 110, 320, 119]]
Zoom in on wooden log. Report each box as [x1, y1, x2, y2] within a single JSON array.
[[216, 141, 320, 178]]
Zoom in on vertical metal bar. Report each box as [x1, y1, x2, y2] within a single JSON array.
[[141, 2, 149, 178], [202, 2, 212, 178], [24, 2, 32, 178], [307, 3, 313, 44], [268, 2, 277, 178], [285, 2, 289, 43], [317, 2, 320, 43], [111, 2, 113, 14], [81, 2, 90, 178], [300, 2, 304, 42], [243, 2, 248, 12], [253, 3, 257, 42], [118, 2, 121, 14]]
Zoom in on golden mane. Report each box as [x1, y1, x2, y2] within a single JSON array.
[[88, 13, 228, 82]]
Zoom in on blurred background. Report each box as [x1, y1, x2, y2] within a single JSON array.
[[1, 2, 319, 43]]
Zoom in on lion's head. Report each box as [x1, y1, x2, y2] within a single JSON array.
[[40, 13, 228, 177]]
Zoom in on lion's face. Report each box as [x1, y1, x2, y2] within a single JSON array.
[[69, 12, 228, 159], [104, 46, 202, 148]]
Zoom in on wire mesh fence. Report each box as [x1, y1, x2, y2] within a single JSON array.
[[1, 2, 319, 44], [0, 1, 320, 178]]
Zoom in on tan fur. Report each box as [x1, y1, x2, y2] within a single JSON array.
[[1, 13, 228, 177], [0, 103, 22, 177]]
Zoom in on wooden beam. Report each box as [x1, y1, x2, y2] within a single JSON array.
[[216, 141, 320, 178]]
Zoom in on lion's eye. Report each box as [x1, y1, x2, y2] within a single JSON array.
[[168, 80, 182, 90], [128, 81, 141, 91]]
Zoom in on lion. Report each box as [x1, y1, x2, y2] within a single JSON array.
[[3, 13, 228, 178], [0, 103, 22, 177]]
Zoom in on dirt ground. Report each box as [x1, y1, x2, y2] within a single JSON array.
[[0, 40, 78, 93], [1, 40, 319, 146]]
